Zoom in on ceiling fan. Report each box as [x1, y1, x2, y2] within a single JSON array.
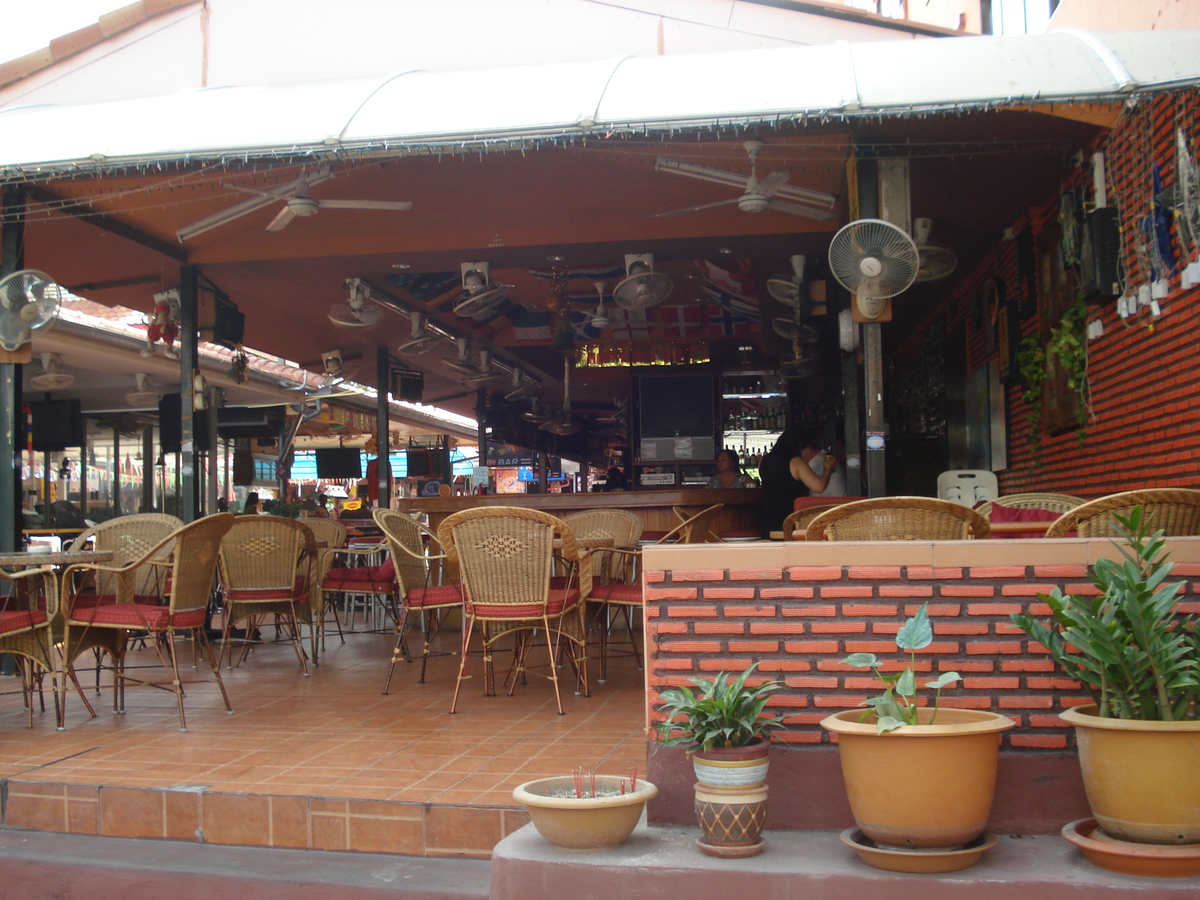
[[504, 368, 539, 401], [29, 352, 75, 391], [465, 350, 509, 387], [398, 312, 443, 354], [912, 217, 959, 283], [453, 262, 510, 317], [444, 337, 480, 376], [328, 278, 384, 330], [613, 254, 673, 310], [540, 358, 582, 436], [175, 167, 413, 241], [653, 140, 837, 221], [125, 372, 164, 407]]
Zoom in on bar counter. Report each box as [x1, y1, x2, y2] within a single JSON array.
[[395, 488, 762, 537]]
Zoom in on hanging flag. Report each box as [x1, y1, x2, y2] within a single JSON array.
[[607, 307, 650, 341], [509, 309, 553, 341], [569, 310, 603, 342], [701, 260, 757, 297], [698, 284, 762, 324], [708, 305, 754, 336], [529, 265, 625, 283], [387, 271, 461, 300], [651, 304, 707, 337]]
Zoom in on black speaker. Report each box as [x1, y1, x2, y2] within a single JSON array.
[[158, 393, 210, 452], [1079, 207, 1121, 301], [392, 369, 424, 402], [26, 400, 84, 451], [212, 296, 245, 347]]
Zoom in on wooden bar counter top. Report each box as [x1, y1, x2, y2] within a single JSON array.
[[395, 488, 762, 538]]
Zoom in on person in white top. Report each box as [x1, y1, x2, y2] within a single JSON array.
[[808, 446, 846, 497]]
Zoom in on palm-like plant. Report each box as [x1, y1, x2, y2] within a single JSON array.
[[653, 664, 786, 750], [1010, 508, 1199, 721]]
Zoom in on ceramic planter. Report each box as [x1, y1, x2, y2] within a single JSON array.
[[690, 736, 770, 787], [1060, 704, 1200, 845], [820, 708, 1015, 852], [694, 781, 769, 858], [512, 775, 657, 851]]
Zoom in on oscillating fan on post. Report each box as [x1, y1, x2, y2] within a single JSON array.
[[0, 269, 64, 351], [328, 278, 384, 330], [827, 219, 920, 320]]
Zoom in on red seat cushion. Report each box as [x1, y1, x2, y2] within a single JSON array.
[[0, 609, 47, 635], [323, 558, 395, 592], [989, 504, 1069, 538], [404, 584, 463, 609], [69, 603, 206, 630], [588, 583, 643, 604], [469, 588, 579, 619]]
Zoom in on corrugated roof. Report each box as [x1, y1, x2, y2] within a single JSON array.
[[1, 29, 1197, 179]]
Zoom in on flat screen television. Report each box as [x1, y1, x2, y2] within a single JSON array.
[[315, 448, 363, 479], [26, 399, 84, 451], [406, 448, 449, 478], [637, 374, 717, 461]]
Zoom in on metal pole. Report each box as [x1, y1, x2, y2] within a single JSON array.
[[0, 189, 24, 552], [376, 347, 391, 507], [179, 265, 200, 521]]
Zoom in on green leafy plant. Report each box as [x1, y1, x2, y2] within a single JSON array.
[[842, 603, 961, 734], [1018, 335, 1046, 468], [653, 663, 786, 750], [1010, 508, 1199, 721], [1047, 293, 1091, 444]]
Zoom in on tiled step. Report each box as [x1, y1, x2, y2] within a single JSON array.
[[0, 829, 490, 900]]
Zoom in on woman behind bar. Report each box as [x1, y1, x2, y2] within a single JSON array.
[[708, 449, 756, 489], [758, 424, 836, 536]]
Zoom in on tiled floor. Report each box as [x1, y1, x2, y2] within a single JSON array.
[[0, 624, 647, 858]]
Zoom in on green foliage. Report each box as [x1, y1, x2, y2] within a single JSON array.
[[653, 663, 786, 750], [1047, 294, 1091, 444], [1018, 335, 1046, 469], [1010, 508, 1199, 721], [841, 604, 960, 734]]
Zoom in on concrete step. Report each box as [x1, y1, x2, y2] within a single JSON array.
[[0, 829, 491, 900]]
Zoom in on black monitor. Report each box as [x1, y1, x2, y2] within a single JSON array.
[[26, 399, 84, 451], [406, 448, 449, 478], [315, 448, 363, 479]]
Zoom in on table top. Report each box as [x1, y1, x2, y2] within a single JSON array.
[[0, 549, 115, 567]]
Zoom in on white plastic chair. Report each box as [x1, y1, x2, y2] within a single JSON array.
[[937, 470, 998, 508]]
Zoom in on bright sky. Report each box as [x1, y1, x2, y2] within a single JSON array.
[[4, 0, 123, 63]]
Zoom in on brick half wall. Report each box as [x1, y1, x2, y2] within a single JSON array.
[[641, 537, 1200, 832]]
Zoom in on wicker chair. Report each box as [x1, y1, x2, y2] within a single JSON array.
[[583, 505, 722, 683], [975, 493, 1086, 520], [667, 504, 725, 544], [217, 515, 320, 674], [1044, 488, 1200, 538], [58, 513, 236, 732], [806, 497, 991, 541], [565, 509, 644, 684], [781, 504, 843, 540], [305, 517, 350, 646], [374, 508, 464, 692], [0, 567, 57, 727], [438, 507, 590, 715]]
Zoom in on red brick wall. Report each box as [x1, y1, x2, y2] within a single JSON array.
[[896, 88, 1200, 496]]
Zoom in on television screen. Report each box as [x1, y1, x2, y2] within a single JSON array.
[[26, 399, 84, 451], [638, 374, 716, 440], [406, 448, 449, 478], [315, 448, 363, 479]]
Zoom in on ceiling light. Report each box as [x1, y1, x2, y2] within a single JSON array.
[[391, 262, 411, 269]]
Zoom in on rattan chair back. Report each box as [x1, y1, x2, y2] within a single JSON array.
[[664, 504, 724, 544], [171, 514, 239, 613], [564, 509, 644, 583], [68, 513, 183, 601], [1044, 488, 1200, 538], [975, 492, 1085, 520], [806, 496, 991, 541], [373, 508, 447, 596], [781, 504, 842, 540], [218, 515, 318, 603], [303, 517, 348, 552]]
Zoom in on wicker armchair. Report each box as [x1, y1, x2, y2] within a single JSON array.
[[0, 567, 56, 727], [217, 515, 319, 675], [1044, 488, 1200, 538], [438, 507, 590, 715], [781, 504, 842, 540], [305, 517, 350, 646], [806, 497, 991, 541], [565, 509, 644, 684], [374, 508, 464, 691], [975, 493, 1085, 519], [58, 513, 236, 731], [668, 504, 725, 544]]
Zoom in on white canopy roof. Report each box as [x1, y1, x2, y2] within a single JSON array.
[[2, 29, 1199, 177]]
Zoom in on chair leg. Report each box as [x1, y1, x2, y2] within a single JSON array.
[[193, 627, 234, 719], [448, 615, 476, 714], [539, 617, 566, 716]]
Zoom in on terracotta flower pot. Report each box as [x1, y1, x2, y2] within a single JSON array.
[[690, 736, 770, 787], [694, 781, 768, 858], [820, 708, 1015, 850], [1060, 704, 1200, 845], [513, 775, 658, 852]]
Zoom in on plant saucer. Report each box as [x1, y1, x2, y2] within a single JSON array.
[[839, 828, 997, 873], [697, 838, 766, 858], [1062, 818, 1200, 878]]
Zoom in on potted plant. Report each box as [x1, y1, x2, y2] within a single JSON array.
[[821, 603, 1015, 873], [653, 664, 785, 857], [1010, 509, 1200, 876], [513, 767, 657, 852]]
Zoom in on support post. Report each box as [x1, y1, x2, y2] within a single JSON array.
[[375, 347, 391, 507], [179, 265, 200, 521], [0, 190, 23, 552]]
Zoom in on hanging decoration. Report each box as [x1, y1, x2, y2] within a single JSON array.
[[142, 290, 181, 359]]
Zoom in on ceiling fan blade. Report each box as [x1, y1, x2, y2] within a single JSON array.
[[767, 199, 837, 221], [175, 167, 333, 242], [756, 171, 790, 198], [265, 206, 297, 232], [774, 181, 839, 209], [317, 199, 414, 211], [651, 198, 739, 219], [654, 157, 751, 192]]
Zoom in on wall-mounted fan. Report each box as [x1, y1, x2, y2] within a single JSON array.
[[454, 262, 510, 316], [540, 359, 581, 436], [827, 219, 920, 320], [0, 269, 64, 351], [504, 368, 539, 401], [912, 218, 959, 283], [398, 312, 442, 354], [766, 254, 807, 307], [125, 372, 163, 407], [328, 278, 384, 329], [444, 337, 480, 376], [29, 352, 75, 391], [175, 166, 413, 241], [613, 254, 673, 310], [653, 141, 837, 220], [465, 350, 508, 387]]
